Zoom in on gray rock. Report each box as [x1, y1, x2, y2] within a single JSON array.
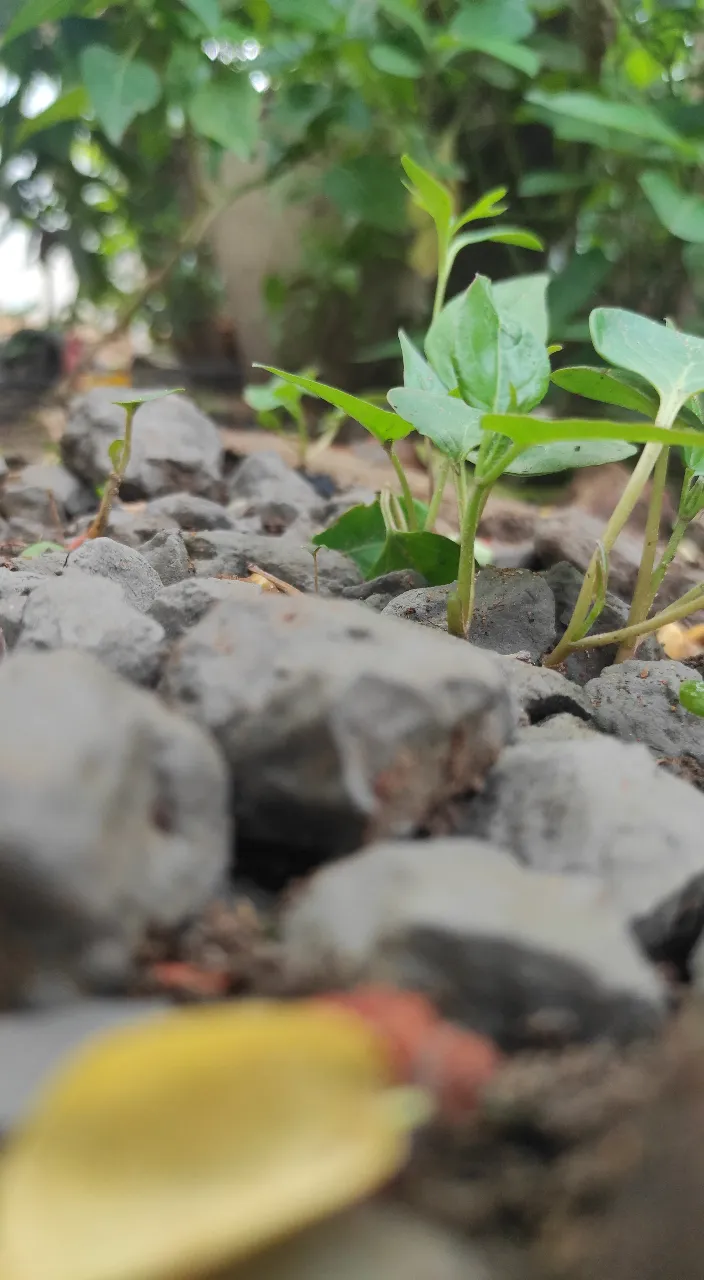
[[145, 492, 235, 532], [456, 738, 704, 964], [0, 462, 93, 524], [139, 529, 192, 586], [228, 451, 318, 513], [516, 712, 600, 745], [343, 569, 428, 613], [494, 655, 592, 730], [384, 567, 556, 662], [150, 577, 261, 640], [282, 838, 664, 1048], [61, 388, 224, 500], [0, 998, 167, 1132], [536, 509, 642, 599], [163, 591, 511, 858], [17, 573, 167, 686], [0, 568, 45, 646], [67, 537, 163, 611], [0, 650, 230, 989], [543, 561, 663, 684], [244, 1203, 485, 1280], [585, 660, 704, 762], [185, 530, 361, 595], [12, 550, 67, 577], [103, 502, 180, 548]]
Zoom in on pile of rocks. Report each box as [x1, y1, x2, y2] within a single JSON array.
[[1, 388, 704, 1276]]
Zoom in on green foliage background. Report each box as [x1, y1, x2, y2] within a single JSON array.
[[2, 0, 704, 372]]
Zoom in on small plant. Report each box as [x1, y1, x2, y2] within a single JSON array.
[[86, 389, 183, 540], [243, 371, 343, 471], [256, 158, 704, 653]]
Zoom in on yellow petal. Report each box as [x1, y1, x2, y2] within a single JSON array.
[[0, 1001, 412, 1280]]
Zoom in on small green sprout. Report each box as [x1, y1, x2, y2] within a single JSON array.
[[86, 389, 183, 540]]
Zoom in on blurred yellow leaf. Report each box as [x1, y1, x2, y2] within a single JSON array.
[[658, 621, 704, 660], [0, 1001, 414, 1280]]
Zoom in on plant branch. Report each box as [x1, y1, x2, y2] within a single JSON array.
[[388, 445, 418, 529], [455, 482, 490, 636], [615, 445, 670, 661], [543, 440, 663, 667], [424, 455, 451, 530], [570, 587, 704, 650]]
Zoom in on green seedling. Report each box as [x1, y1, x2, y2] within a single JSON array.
[[256, 157, 704, 653], [680, 680, 704, 717], [87, 389, 183, 540], [244, 369, 342, 470]]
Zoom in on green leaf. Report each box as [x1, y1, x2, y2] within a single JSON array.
[[449, 36, 540, 75], [17, 86, 89, 142], [188, 76, 260, 158], [453, 186, 508, 230], [425, 292, 463, 389], [590, 308, 704, 419], [551, 366, 660, 417], [3, 0, 79, 43], [519, 171, 591, 197], [324, 157, 407, 232], [446, 227, 543, 277], [111, 389, 184, 410], [371, 530, 459, 584], [640, 170, 704, 244], [493, 273, 550, 345], [400, 155, 453, 244], [369, 44, 423, 77], [312, 502, 387, 577], [482, 413, 704, 452], [684, 448, 704, 477], [243, 383, 286, 414], [108, 439, 124, 470], [79, 46, 161, 145], [398, 330, 445, 393], [180, 0, 221, 31], [504, 438, 637, 476], [526, 90, 692, 154], [311, 501, 457, 584], [256, 367, 412, 443], [386, 388, 483, 463], [450, 0, 534, 42], [19, 540, 65, 559], [679, 680, 704, 718], [453, 275, 550, 413]]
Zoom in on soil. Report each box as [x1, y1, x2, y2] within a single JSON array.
[[2, 394, 704, 1280]]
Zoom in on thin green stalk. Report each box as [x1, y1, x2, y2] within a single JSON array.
[[388, 445, 418, 530], [455, 483, 490, 637], [651, 516, 690, 595], [615, 445, 670, 662], [543, 440, 663, 667], [570, 588, 704, 651], [424, 455, 451, 531], [88, 406, 136, 539], [432, 240, 451, 320], [293, 406, 308, 470]]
